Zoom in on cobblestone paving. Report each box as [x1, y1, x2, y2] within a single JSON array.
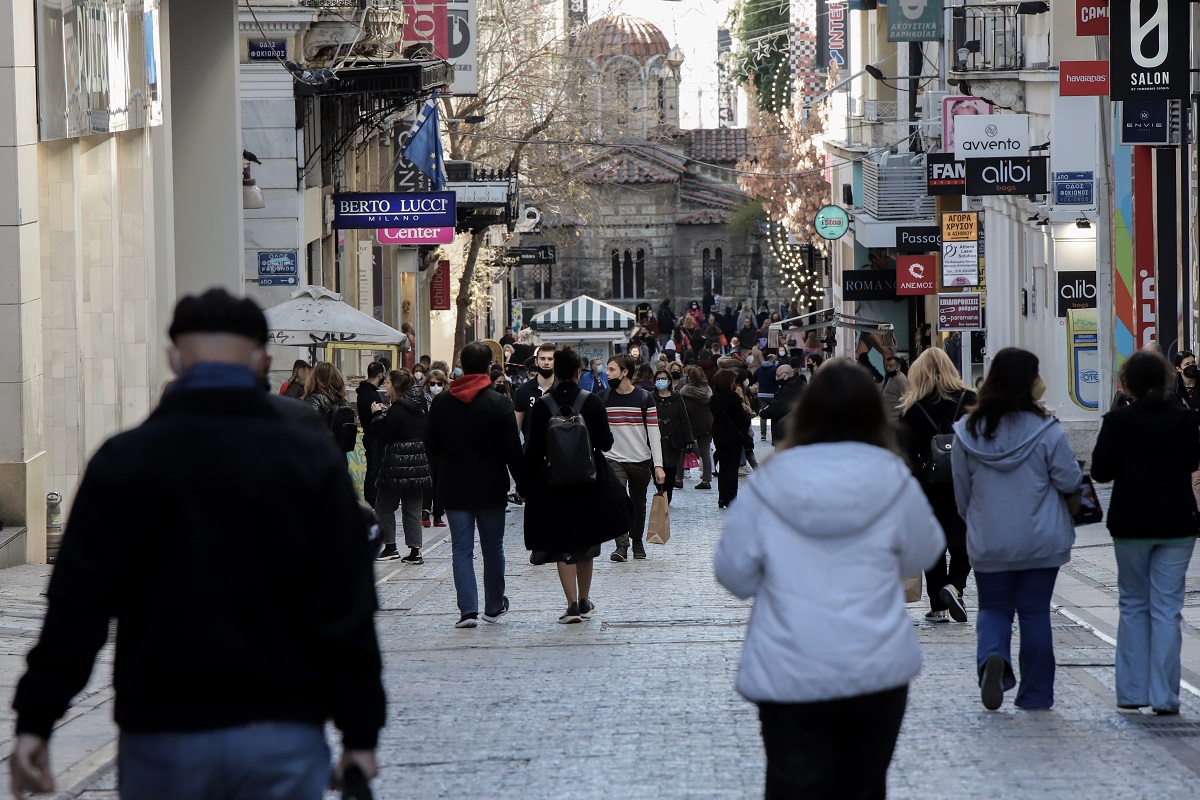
[[13, 448, 1200, 798]]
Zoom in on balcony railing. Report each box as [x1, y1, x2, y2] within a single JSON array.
[[951, 3, 1033, 73]]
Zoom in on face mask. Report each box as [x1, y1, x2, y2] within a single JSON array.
[[1032, 377, 1047, 401], [414, 373, 425, 383], [655, 379, 670, 391], [493, 385, 506, 394], [428, 385, 443, 396], [670, 372, 681, 380], [594, 364, 603, 373], [779, 350, 788, 357], [537, 366, 554, 379], [742, 379, 750, 387], [452, 368, 463, 379], [1185, 365, 1199, 380]]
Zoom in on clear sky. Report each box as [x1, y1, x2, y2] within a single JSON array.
[[600, 0, 740, 129]]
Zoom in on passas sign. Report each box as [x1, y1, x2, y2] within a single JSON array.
[[332, 192, 457, 229], [1110, 0, 1190, 100], [955, 115, 1029, 159], [896, 226, 941, 254], [964, 157, 1049, 196], [927, 153, 965, 196], [897, 256, 937, 296]]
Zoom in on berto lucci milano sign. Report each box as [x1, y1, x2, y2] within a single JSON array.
[[332, 192, 456, 230]]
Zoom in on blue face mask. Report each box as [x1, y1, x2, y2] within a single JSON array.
[[452, 367, 463, 379], [655, 379, 670, 391]]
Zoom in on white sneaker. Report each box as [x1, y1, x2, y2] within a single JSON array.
[[738, 465, 753, 476]]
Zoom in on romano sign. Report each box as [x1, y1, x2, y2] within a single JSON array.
[[842, 270, 897, 301], [1109, 0, 1190, 100], [954, 115, 1029, 160]]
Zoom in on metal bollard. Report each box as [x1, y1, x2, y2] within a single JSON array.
[[46, 492, 63, 563]]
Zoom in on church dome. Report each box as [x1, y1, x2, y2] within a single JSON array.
[[571, 14, 671, 64]]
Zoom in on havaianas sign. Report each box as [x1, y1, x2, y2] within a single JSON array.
[[332, 191, 457, 230]]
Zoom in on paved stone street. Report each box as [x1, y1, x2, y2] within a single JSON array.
[[7, 452, 1200, 798]]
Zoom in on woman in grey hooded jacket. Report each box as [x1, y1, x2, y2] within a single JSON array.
[[952, 348, 1082, 712]]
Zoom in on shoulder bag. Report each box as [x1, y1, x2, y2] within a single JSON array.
[[915, 392, 965, 485]]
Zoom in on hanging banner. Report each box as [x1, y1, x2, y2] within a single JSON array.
[[816, 1, 851, 71], [941, 212, 979, 288], [964, 156, 1049, 196], [333, 192, 457, 229], [938, 294, 983, 331], [1076, 1, 1109, 36], [430, 260, 452, 310], [447, 0, 478, 95], [887, 0, 942, 42], [1109, 0, 1190, 100], [1059, 60, 1109, 96], [954, 114, 1029, 159], [402, 0, 449, 60], [897, 255, 937, 295]]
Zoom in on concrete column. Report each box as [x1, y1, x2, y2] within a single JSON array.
[[169, 0, 243, 296], [0, 0, 46, 561]]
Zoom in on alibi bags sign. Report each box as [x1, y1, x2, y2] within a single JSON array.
[[1109, 0, 1190, 100], [964, 157, 1049, 196]]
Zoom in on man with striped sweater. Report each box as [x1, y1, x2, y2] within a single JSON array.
[[601, 354, 665, 561]]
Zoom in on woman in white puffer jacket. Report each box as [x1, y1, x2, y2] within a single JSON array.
[[715, 360, 944, 800]]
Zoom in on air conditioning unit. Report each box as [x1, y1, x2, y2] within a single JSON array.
[[986, 28, 1018, 70], [921, 91, 949, 125]]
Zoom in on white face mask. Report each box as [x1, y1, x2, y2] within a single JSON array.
[[428, 385, 443, 396], [742, 379, 750, 387]]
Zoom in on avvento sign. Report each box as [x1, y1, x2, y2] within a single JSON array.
[[954, 115, 1029, 160], [964, 157, 1049, 196], [1109, 0, 1189, 100]]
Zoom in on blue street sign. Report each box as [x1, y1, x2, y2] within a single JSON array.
[[1054, 181, 1094, 206], [1052, 172, 1093, 183], [248, 39, 288, 61], [258, 275, 298, 287], [258, 251, 298, 276], [332, 192, 456, 230]]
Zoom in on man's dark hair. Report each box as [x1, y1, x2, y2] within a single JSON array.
[[367, 361, 387, 380], [537, 342, 557, 355], [1120, 350, 1172, 403], [712, 368, 738, 392], [807, 353, 824, 368], [789, 357, 804, 370], [420, 355, 431, 365], [460, 341, 493, 375], [553, 347, 583, 381], [169, 288, 268, 344], [1173, 350, 1195, 368]]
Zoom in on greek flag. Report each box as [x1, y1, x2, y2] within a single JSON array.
[[402, 90, 447, 191]]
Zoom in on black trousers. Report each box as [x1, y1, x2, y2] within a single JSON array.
[[714, 443, 742, 507], [363, 444, 382, 507], [662, 466, 676, 503], [758, 684, 908, 800], [925, 545, 971, 612]]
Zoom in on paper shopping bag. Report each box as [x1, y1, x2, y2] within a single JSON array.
[[646, 491, 671, 545], [902, 574, 922, 604]]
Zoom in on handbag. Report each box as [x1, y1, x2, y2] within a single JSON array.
[[683, 451, 700, 470], [902, 574, 922, 604], [914, 392, 965, 485], [647, 491, 671, 544], [1069, 473, 1104, 526]]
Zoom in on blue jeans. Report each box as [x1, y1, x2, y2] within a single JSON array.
[[975, 567, 1059, 709], [118, 722, 328, 800], [1114, 539, 1196, 711], [446, 508, 507, 617]]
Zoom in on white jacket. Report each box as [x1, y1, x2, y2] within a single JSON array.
[[714, 442, 945, 703]]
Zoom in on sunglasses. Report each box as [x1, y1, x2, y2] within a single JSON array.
[[430, 381, 446, 387]]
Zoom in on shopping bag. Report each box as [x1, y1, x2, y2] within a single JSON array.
[[647, 491, 671, 545], [902, 574, 922, 604], [683, 451, 700, 471]]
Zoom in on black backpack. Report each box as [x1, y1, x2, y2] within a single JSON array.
[[326, 399, 359, 453], [915, 392, 965, 485], [541, 391, 597, 486]]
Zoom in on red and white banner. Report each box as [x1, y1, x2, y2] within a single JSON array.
[[377, 227, 456, 245], [402, 0, 449, 60], [429, 260, 452, 311], [897, 256, 937, 296], [1060, 61, 1109, 97], [1076, 0, 1109, 36]]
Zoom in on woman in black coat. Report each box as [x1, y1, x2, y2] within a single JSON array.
[[897, 348, 975, 623], [523, 349, 627, 623], [653, 364, 693, 502], [371, 369, 432, 564], [710, 368, 752, 509], [1092, 350, 1200, 714]]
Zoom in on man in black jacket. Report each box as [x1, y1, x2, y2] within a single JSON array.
[[425, 341, 525, 628], [10, 289, 385, 800], [356, 361, 388, 506], [759, 364, 806, 445]]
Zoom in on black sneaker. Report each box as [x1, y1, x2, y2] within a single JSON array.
[[482, 596, 510, 623], [455, 613, 479, 629], [375, 545, 400, 561], [558, 602, 581, 624], [695, 482, 711, 490], [980, 655, 1005, 711], [400, 548, 423, 564], [939, 585, 968, 623], [610, 549, 627, 563], [579, 599, 596, 619], [632, 541, 647, 560]]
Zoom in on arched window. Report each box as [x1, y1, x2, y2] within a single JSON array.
[[703, 247, 724, 296], [612, 247, 645, 299]]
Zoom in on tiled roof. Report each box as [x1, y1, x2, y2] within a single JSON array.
[[677, 209, 733, 225], [679, 176, 747, 209], [686, 128, 750, 164], [570, 14, 670, 64], [577, 152, 682, 183]]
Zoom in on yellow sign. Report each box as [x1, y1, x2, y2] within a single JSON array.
[[941, 211, 979, 242]]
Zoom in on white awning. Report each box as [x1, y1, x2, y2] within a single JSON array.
[[264, 286, 406, 347], [529, 295, 636, 332]]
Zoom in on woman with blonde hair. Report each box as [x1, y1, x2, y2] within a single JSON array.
[[898, 347, 976, 623]]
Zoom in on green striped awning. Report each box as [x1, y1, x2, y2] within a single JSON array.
[[530, 296, 637, 331]]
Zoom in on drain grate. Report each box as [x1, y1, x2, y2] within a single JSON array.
[[1050, 623, 1085, 631], [600, 619, 746, 630], [1134, 721, 1200, 738]]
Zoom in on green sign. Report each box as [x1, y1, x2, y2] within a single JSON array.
[[887, 0, 943, 43], [813, 205, 850, 240]]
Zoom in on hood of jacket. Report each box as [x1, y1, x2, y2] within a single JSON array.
[[679, 384, 712, 402], [952, 412, 1059, 472], [448, 373, 491, 403], [742, 443, 910, 539], [396, 384, 426, 413]]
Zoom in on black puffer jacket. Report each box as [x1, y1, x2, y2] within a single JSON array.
[[371, 386, 432, 492]]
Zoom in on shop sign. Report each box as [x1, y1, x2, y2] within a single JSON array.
[[941, 211, 978, 242], [897, 255, 937, 295], [258, 251, 298, 276], [1077, 1, 1109, 36], [1053, 172, 1095, 206], [447, 0, 478, 95], [927, 153, 965, 196], [954, 114, 1029, 160], [1110, 0, 1190, 100], [332, 192, 456, 229], [887, 0, 942, 43], [842, 270, 897, 301], [430, 260, 452, 310], [377, 227, 456, 245], [938, 293, 983, 331], [964, 156, 1048, 196], [813, 205, 850, 240], [402, 0, 448, 60], [897, 226, 941, 254], [941, 211, 979, 288], [1057, 271, 1098, 317], [1119, 99, 1172, 145], [817, 1, 851, 70], [1060, 60, 1109, 96], [248, 39, 287, 61]]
